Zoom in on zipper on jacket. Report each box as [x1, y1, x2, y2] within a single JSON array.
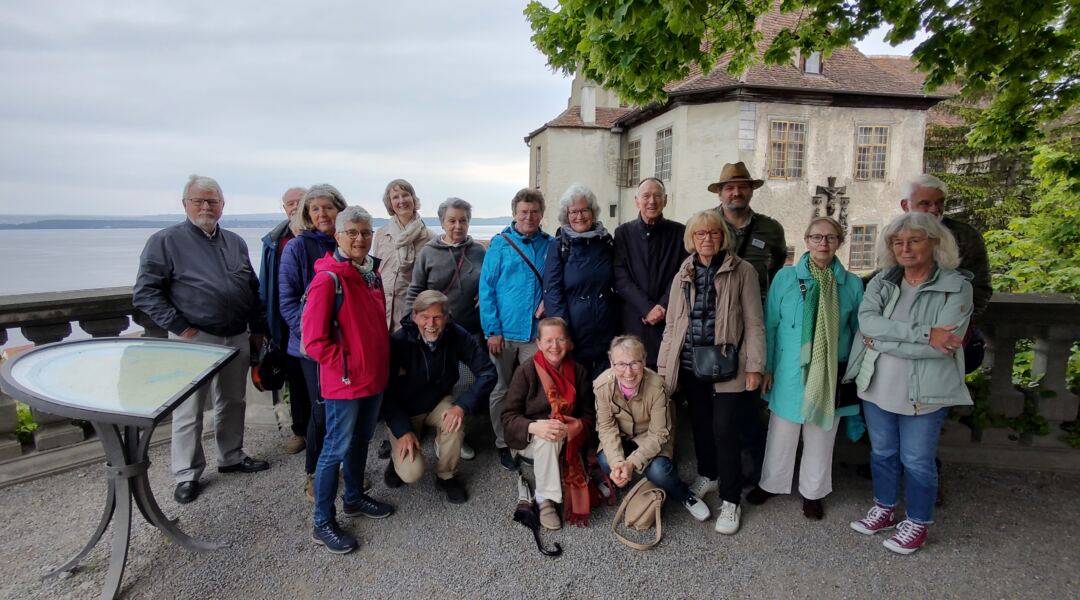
[[341, 351, 351, 385]]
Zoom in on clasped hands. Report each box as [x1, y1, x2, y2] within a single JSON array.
[[862, 325, 963, 354], [393, 405, 465, 462]]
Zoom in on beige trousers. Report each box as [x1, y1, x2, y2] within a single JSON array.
[[521, 436, 563, 503], [391, 397, 464, 482], [758, 412, 840, 500]]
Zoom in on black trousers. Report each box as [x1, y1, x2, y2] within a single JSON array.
[[737, 391, 768, 484], [681, 370, 746, 505], [283, 353, 310, 437], [300, 357, 327, 475]]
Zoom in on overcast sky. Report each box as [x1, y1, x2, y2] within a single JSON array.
[[0, 1, 919, 218]]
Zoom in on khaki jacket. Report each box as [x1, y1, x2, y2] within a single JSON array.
[[593, 368, 675, 472], [657, 252, 766, 396], [372, 220, 434, 333]]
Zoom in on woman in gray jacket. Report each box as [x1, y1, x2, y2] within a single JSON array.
[[845, 212, 973, 556]]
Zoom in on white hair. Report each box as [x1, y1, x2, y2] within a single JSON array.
[[876, 212, 961, 270], [335, 205, 373, 230], [557, 183, 600, 226], [902, 174, 948, 201], [183, 174, 223, 201]]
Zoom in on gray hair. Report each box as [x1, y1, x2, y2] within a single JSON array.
[[335, 205, 373, 231], [412, 290, 449, 315], [637, 177, 666, 194], [608, 335, 646, 360], [281, 186, 307, 201], [296, 184, 348, 231], [183, 174, 223, 201], [876, 212, 961, 270], [557, 183, 600, 226], [437, 197, 472, 223], [511, 187, 546, 215], [382, 179, 421, 216], [902, 174, 948, 201]]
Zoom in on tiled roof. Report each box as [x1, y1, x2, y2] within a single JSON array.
[[866, 55, 965, 127], [525, 105, 632, 142]]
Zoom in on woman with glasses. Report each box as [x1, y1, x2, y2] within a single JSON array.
[[657, 210, 765, 535], [746, 217, 864, 520], [595, 335, 710, 522], [543, 183, 619, 381], [845, 212, 972, 555], [373, 179, 434, 333]]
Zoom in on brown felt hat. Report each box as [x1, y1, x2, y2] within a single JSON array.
[[707, 162, 765, 193]]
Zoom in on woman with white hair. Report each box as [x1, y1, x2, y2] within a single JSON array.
[[845, 212, 973, 555], [542, 183, 619, 381], [372, 179, 434, 333]]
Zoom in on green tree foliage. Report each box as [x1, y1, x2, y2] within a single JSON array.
[[525, 0, 1079, 149]]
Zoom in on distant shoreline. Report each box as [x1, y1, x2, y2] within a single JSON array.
[[0, 216, 512, 230]]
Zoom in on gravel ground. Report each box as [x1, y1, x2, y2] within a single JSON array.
[[1, 420, 1078, 600]]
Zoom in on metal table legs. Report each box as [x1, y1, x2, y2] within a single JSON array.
[[42, 423, 225, 599]]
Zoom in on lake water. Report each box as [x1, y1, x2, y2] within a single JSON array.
[[0, 225, 506, 349]]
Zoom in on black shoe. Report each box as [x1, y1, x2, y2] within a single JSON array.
[[498, 447, 517, 471], [174, 481, 200, 504], [377, 439, 391, 460], [343, 493, 394, 519], [435, 476, 469, 504], [311, 520, 357, 554], [802, 498, 824, 520], [383, 462, 403, 489], [745, 486, 776, 505], [218, 456, 270, 474], [856, 463, 873, 480]]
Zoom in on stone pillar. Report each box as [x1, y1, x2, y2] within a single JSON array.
[[983, 323, 1026, 418], [0, 390, 21, 461], [1031, 329, 1080, 422], [133, 311, 168, 339], [20, 322, 86, 450], [79, 316, 130, 338]]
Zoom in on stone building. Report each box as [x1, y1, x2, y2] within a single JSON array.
[[525, 13, 945, 271]]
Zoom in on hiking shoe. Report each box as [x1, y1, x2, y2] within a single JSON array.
[[883, 519, 928, 555], [850, 504, 897, 536], [383, 462, 403, 488], [304, 473, 314, 502], [311, 520, 357, 554], [683, 494, 710, 522], [802, 498, 824, 520], [459, 441, 476, 461], [538, 499, 561, 530], [714, 501, 742, 535], [284, 435, 306, 455], [342, 493, 394, 519], [435, 476, 469, 504], [377, 439, 391, 460], [690, 476, 718, 498], [498, 447, 518, 471], [745, 486, 777, 505]]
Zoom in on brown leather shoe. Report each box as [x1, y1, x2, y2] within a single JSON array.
[[538, 499, 561, 530], [284, 435, 306, 455]]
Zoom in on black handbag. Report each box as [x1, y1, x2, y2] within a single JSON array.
[[683, 282, 742, 383], [251, 343, 287, 392], [835, 361, 859, 409]]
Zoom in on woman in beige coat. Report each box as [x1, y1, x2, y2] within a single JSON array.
[[595, 335, 710, 522], [657, 209, 765, 535], [372, 178, 434, 332]]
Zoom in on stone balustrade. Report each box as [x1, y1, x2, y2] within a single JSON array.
[[0, 288, 1077, 463]]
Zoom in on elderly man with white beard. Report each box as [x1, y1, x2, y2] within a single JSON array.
[[380, 290, 497, 504]]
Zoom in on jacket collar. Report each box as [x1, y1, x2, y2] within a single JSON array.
[[262, 219, 292, 246], [795, 252, 846, 280], [881, 264, 967, 293], [677, 251, 739, 280]]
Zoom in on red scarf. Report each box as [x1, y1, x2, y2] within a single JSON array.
[[533, 351, 593, 525]]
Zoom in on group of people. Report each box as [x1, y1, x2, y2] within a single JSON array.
[[132, 161, 991, 556]]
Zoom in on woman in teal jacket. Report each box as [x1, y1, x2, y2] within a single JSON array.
[[747, 217, 863, 520]]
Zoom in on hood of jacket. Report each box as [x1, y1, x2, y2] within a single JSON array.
[[427, 235, 475, 250]]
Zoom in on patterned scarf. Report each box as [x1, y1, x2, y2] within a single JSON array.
[[800, 258, 839, 430], [532, 352, 592, 526]]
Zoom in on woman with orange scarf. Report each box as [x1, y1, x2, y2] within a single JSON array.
[[502, 317, 596, 530]]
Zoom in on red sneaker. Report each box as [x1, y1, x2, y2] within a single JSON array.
[[850, 504, 897, 536], [883, 519, 928, 555]]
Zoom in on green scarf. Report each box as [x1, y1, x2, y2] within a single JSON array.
[[800, 258, 839, 430]]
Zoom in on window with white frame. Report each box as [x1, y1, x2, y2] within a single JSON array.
[[848, 225, 877, 270], [534, 145, 542, 190], [768, 120, 806, 178], [855, 125, 889, 180], [655, 127, 673, 180], [626, 139, 641, 186], [803, 51, 822, 74]]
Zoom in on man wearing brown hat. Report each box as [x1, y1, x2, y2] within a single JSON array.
[[709, 162, 788, 302]]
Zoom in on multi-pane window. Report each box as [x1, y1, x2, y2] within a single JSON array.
[[534, 145, 542, 190], [655, 127, 673, 180], [626, 139, 641, 186], [768, 120, 806, 178], [855, 125, 889, 180], [848, 225, 877, 270]]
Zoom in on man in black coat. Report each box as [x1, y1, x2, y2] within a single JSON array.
[[614, 177, 688, 369], [382, 290, 497, 504]]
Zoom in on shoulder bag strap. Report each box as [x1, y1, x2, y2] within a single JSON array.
[[440, 247, 467, 295], [610, 478, 663, 550], [500, 232, 543, 283], [735, 215, 756, 257]]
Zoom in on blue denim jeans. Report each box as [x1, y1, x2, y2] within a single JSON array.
[[598, 449, 691, 504], [862, 401, 947, 524], [313, 395, 382, 527]]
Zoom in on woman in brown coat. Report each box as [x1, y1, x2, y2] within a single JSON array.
[[372, 178, 434, 333], [657, 209, 765, 535], [501, 317, 595, 531]]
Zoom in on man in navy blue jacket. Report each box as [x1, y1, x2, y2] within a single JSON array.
[[382, 291, 496, 504]]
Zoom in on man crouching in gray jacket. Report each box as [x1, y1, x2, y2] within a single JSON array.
[[134, 174, 270, 505]]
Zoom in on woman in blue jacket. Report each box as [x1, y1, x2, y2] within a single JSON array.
[[747, 217, 863, 520], [543, 183, 619, 382], [278, 184, 347, 499]]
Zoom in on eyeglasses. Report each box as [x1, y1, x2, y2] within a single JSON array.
[[568, 209, 591, 217], [692, 230, 724, 240], [891, 237, 928, 250], [341, 229, 373, 240], [186, 198, 222, 207], [612, 360, 643, 371], [806, 234, 840, 244]]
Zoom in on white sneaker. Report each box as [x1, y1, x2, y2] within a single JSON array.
[[460, 442, 475, 461], [714, 500, 742, 535], [690, 476, 718, 498], [683, 494, 711, 522]]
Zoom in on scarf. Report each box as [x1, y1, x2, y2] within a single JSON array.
[[532, 351, 593, 526], [558, 221, 608, 240], [335, 249, 379, 287], [800, 257, 840, 430], [389, 214, 427, 269]]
